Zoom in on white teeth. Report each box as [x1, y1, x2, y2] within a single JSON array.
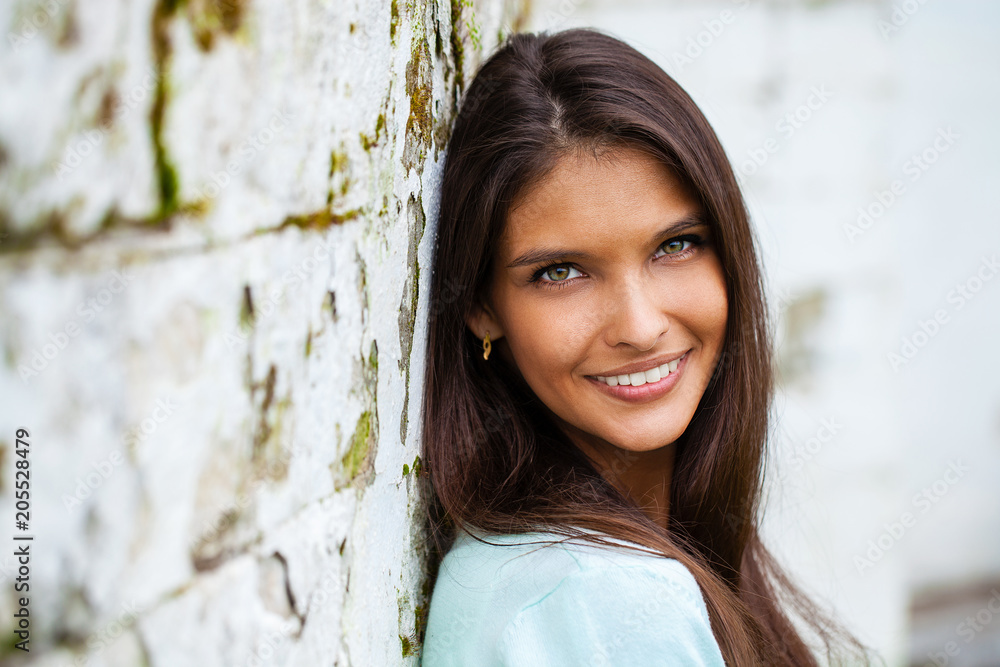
[[593, 354, 686, 387]]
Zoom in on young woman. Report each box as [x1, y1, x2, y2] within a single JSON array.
[[419, 28, 873, 666]]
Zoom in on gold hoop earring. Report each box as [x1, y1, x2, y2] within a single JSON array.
[[482, 330, 491, 360]]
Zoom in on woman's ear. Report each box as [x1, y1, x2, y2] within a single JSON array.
[[465, 301, 504, 342]]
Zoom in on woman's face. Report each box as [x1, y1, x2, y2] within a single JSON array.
[[468, 145, 728, 461]]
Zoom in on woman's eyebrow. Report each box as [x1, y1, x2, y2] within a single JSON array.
[[504, 213, 709, 269]]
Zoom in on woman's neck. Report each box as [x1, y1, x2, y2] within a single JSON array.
[[552, 416, 675, 532]]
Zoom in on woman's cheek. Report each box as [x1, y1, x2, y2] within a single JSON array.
[[528, 302, 578, 366], [507, 300, 586, 383], [679, 258, 728, 334]]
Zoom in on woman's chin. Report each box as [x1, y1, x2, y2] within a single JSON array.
[[588, 424, 686, 455]]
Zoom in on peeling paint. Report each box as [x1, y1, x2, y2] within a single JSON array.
[[405, 38, 433, 149], [402, 12, 437, 170], [397, 193, 425, 446], [397, 194, 425, 374]]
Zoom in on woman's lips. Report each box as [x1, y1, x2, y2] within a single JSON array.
[[585, 352, 689, 403]]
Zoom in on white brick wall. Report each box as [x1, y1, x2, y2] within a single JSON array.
[[0, 1, 526, 664]]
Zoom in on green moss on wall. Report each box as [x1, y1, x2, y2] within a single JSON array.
[[400, 634, 414, 657], [329, 149, 348, 175], [464, 0, 481, 51], [360, 113, 386, 151], [326, 147, 352, 204], [276, 208, 362, 232], [368, 339, 379, 373], [405, 37, 433, 150], [402, 455, 422, 478], [391, 0, 400, 42], [414, 602, 428, 639], [186, 0, 247, 51], [151, 0, 181, 221], [342, 410, 372, 480], [449, 0, 466, 91]]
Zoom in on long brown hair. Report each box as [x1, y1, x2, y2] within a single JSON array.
[[421, 28, 873, 666]]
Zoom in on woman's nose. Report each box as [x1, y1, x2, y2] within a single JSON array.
[[602, 276, 670, 351]]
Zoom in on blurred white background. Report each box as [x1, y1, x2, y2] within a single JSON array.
[[525, 1, 1000, 665]]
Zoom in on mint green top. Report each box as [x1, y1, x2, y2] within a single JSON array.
[[421, 527, 727, 666]]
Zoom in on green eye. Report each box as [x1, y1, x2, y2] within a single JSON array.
[[655, 235, 702, 259], [545, 266, 572, 281], [532, 264, 582, 285], [662, 239, 688, 254]]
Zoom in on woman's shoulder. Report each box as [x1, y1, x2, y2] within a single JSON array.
[[440, 525, 701, 592], [422, 527, 724, 666]]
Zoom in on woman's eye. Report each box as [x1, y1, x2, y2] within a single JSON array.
[[654, 235, 701, 259], [540, 265, 581, 282]]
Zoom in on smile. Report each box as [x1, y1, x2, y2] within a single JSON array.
[[591, 352, 689, 387]]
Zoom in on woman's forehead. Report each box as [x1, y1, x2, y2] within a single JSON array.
[[498, 147, 702, 260]]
